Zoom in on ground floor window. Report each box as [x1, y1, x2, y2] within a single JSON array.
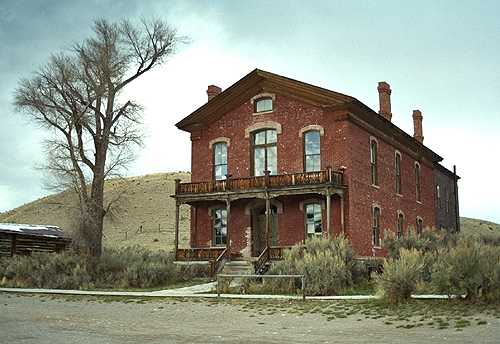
[[397, 213, 404, 238], [373, 206, 381, 246], [305, 203, 322, 238], [416, 217, 423, 236], [213, 208, 227, 246]]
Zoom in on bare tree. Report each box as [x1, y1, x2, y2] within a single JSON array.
[[14, 18, 184, 256]]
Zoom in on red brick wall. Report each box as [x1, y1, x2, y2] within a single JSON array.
[[188, 93, 437, 257]]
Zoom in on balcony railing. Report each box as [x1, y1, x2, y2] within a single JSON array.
[[176, 169, 343, 195]]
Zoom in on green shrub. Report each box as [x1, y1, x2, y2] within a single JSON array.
[[384, 229, 457, 259], [266, 236, 356, 296], [375, 248, 424, 303], [430, 238, 500, 300], [0, 246, 207, 289]]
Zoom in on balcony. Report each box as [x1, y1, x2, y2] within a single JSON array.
[[174, 168, 344, 202]]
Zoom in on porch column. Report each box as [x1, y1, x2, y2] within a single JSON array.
[[265, 196, 271, 248], [226, 198, 231, 258], [325, 189, 331, 238], [340, 195, 345, 233], [174, 201, 180, 260]]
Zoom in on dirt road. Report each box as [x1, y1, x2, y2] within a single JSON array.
[[1, 293, 498, 344]]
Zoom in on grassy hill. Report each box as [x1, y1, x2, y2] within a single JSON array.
[[1, 172, 498, 251], [0, 172, 192, 252]]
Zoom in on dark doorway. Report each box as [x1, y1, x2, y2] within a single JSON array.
[[251, 204, 278, 257]]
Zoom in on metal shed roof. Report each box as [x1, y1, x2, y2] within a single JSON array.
[[0, 223, 68, 239]]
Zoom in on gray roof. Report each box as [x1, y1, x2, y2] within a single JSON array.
[[0, 223, 69, 239]]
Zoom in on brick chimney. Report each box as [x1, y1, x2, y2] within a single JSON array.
[[412, 109, 424, 143], [377, 81, 392, 121], [207, 85, 221, 101]]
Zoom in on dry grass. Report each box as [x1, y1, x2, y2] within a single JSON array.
[[0, 172, 192, 252], [0, 172, 498, 252]]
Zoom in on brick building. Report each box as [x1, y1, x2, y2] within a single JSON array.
[[172, 69, 459, 270]]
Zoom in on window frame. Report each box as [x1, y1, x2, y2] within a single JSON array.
[[303, 130, 321, 172], [396, 212, 404, 238], [415, 162, 421, 202], [395, 151, 402, 195], [212, 142, 228, 181], [370, 139, 378, 186], [253, 96, 273, 113], [212, 207, 227, 246], [251, 129, 277, 176], [372, 206, 381, 247], [305, 202, 323, 239], [416, 217, 423, 236]]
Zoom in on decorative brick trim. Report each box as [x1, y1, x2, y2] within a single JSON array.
[[208, 137, 230, 149], [298, 125, 325, 137], [250, 92, 276, 104], [244, 121, 282, 138]]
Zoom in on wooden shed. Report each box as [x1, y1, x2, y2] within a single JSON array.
[[0, 223, 71, 257]]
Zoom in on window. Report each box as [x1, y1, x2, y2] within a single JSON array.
[[304, 130, 321, 172], [370, 140, 378, 186], [254, 97, 273, 113], [416, 217, 423, 236], [445, 188, 450, 213], [213, 142, 228, 180], [436, 185, 441, 208], [395, 152, 402, 194], [372, 206, 381, 247], [415, 162, 421, 202], [252, 129, 277, 176], [213, 208, 227, 246], [397, 213, 404, 238], [305, 203, 322, 238]]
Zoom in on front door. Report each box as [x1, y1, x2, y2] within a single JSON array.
[[251, 206, 277, 256]]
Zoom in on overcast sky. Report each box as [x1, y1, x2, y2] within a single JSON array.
[[0, 0, 499, 223]]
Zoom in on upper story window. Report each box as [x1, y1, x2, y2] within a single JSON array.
[[372, 206, 381, 247], [304, 130, 321, 172], [213, 142, 228, 180], [305, 203, 322, 238], [415, 162, 421, 202], [395, 151, 402, 194], [213, 208, 227, 246], [416, 217, 423, 236], [252, 129, 277, 176], [254, 97, 273, 113], [370, 139, 378, 186], [397, 212, 404, 238]]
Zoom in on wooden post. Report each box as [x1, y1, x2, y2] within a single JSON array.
[[174, 201, 180, 260], [453, 165, 460, 232], [174, 178, 181, 195], [264, 170, 270, 188], [325, 189, 331, 238], [265, 196, 271, 248], [327, 166, 332, 183], [226, 198, 231, 260]]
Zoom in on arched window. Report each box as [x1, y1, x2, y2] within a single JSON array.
[[397, 212, 404, 238], [304, 130, 321, 172], [213, 208, 227, 246], [395, 151, 402, 194], [370, 140, 378, 186], [415, 162, 421, 202], [416, 217, 423, 236], [213, 142, 228, 180], [372, 206, 381, 246], [305, 203, 322, 238], [252, 129, 277, 176], [254, 97, 273, 113]]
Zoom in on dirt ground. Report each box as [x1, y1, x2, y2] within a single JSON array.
[[1, 293, 499, 344]]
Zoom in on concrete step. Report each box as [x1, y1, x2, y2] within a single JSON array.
[[221, 260, 254, 275]]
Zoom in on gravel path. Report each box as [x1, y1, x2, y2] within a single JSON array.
[[1, 293, 499, 344]]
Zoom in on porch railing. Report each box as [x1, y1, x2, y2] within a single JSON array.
[[176, 168, 343, 195], [176, 247, 225, 261]]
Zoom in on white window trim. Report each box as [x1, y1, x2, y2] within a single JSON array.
[[209, 137, 230, 149], [244, 121, 282, 138], [299, 125, 325, 137], [251, 93, 276, 115]]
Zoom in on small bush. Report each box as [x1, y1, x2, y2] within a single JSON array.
[[0, 247, 208, 289], [376, 248, 425, 303], [266, 236, 357, 296], [384, 229, 457, 259]]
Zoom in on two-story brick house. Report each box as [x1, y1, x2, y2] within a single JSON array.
[[172, 69, 459, 272]]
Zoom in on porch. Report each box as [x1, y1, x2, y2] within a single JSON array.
[[172, 168, 346, 275]]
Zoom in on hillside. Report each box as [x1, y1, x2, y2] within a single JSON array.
[[0, 172, 192, 252], [1, 172, 498, 251]]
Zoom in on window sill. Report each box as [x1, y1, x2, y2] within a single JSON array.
[[371, 184, 380, 189], [253, 110, 274, 116], [416, 200, 423, 205], [373, 246, 382, 250], [396, 193, 403, 197]]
